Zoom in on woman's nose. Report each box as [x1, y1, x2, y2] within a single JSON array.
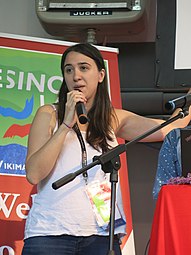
[[73, 69, 81, 81]]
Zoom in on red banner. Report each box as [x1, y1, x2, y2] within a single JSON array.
[[0, 33, 134, 255]]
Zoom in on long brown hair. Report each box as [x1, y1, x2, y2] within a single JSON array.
[[58, 43, 117, 152]]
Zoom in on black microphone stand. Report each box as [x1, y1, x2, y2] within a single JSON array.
[[52, 108, 189, 255]]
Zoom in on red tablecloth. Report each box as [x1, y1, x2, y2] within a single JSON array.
[[148, 185, 191, 255]]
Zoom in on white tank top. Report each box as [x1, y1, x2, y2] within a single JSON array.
[[24, 128, 126, 239]]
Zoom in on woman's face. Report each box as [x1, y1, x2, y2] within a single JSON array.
[[63, 51, 105, 106]]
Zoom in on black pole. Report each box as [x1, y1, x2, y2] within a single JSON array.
[[108, 170, 118, 255]]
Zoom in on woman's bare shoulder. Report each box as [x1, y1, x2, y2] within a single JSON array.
[[36, 104, 57, 114], [33, 104, 58, 133], [113, 108, 134, 124], [112, 108, 130, 132]]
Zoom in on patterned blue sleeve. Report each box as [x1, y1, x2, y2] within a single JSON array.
[[152, 129, 182, 199]]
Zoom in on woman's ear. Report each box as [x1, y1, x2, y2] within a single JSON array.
[[98, 69, 105, 83]]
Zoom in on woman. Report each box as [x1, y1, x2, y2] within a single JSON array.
[[153, 125, 191, 199], [22, 43, 191, 255]]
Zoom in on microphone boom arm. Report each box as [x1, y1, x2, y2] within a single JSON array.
[[52, 109, 187, 189]]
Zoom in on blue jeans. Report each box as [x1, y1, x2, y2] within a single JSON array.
[[22, 234, 122, 255]]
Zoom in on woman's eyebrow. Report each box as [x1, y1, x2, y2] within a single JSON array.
[[63, 63, 72, 68], [64, 62, 91, 68], [78, 62, 91, 66]]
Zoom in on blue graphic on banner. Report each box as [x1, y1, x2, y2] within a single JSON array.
[[0, 96, 34, 119], [0, 144, 27, 176]]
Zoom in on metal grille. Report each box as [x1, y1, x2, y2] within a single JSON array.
[[37, 0, 141, 11]]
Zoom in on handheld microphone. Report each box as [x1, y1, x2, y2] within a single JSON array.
[[76, 102, 89, 124], [165, 94, 191, 111]]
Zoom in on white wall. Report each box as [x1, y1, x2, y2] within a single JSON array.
[[0, 0, 52, 39], [175, 0, 191, 69]]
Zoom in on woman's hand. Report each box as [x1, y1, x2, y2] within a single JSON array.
[[63, 90, 87, 127]]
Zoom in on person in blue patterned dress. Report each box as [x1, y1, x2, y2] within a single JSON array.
[[153, 126, 191, 199]]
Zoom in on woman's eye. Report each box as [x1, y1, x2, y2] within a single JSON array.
[[65, 67, 73, 73], [80, 65, 88, 71]]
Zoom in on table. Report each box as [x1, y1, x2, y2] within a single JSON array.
[[148, 185, 191, 255]]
